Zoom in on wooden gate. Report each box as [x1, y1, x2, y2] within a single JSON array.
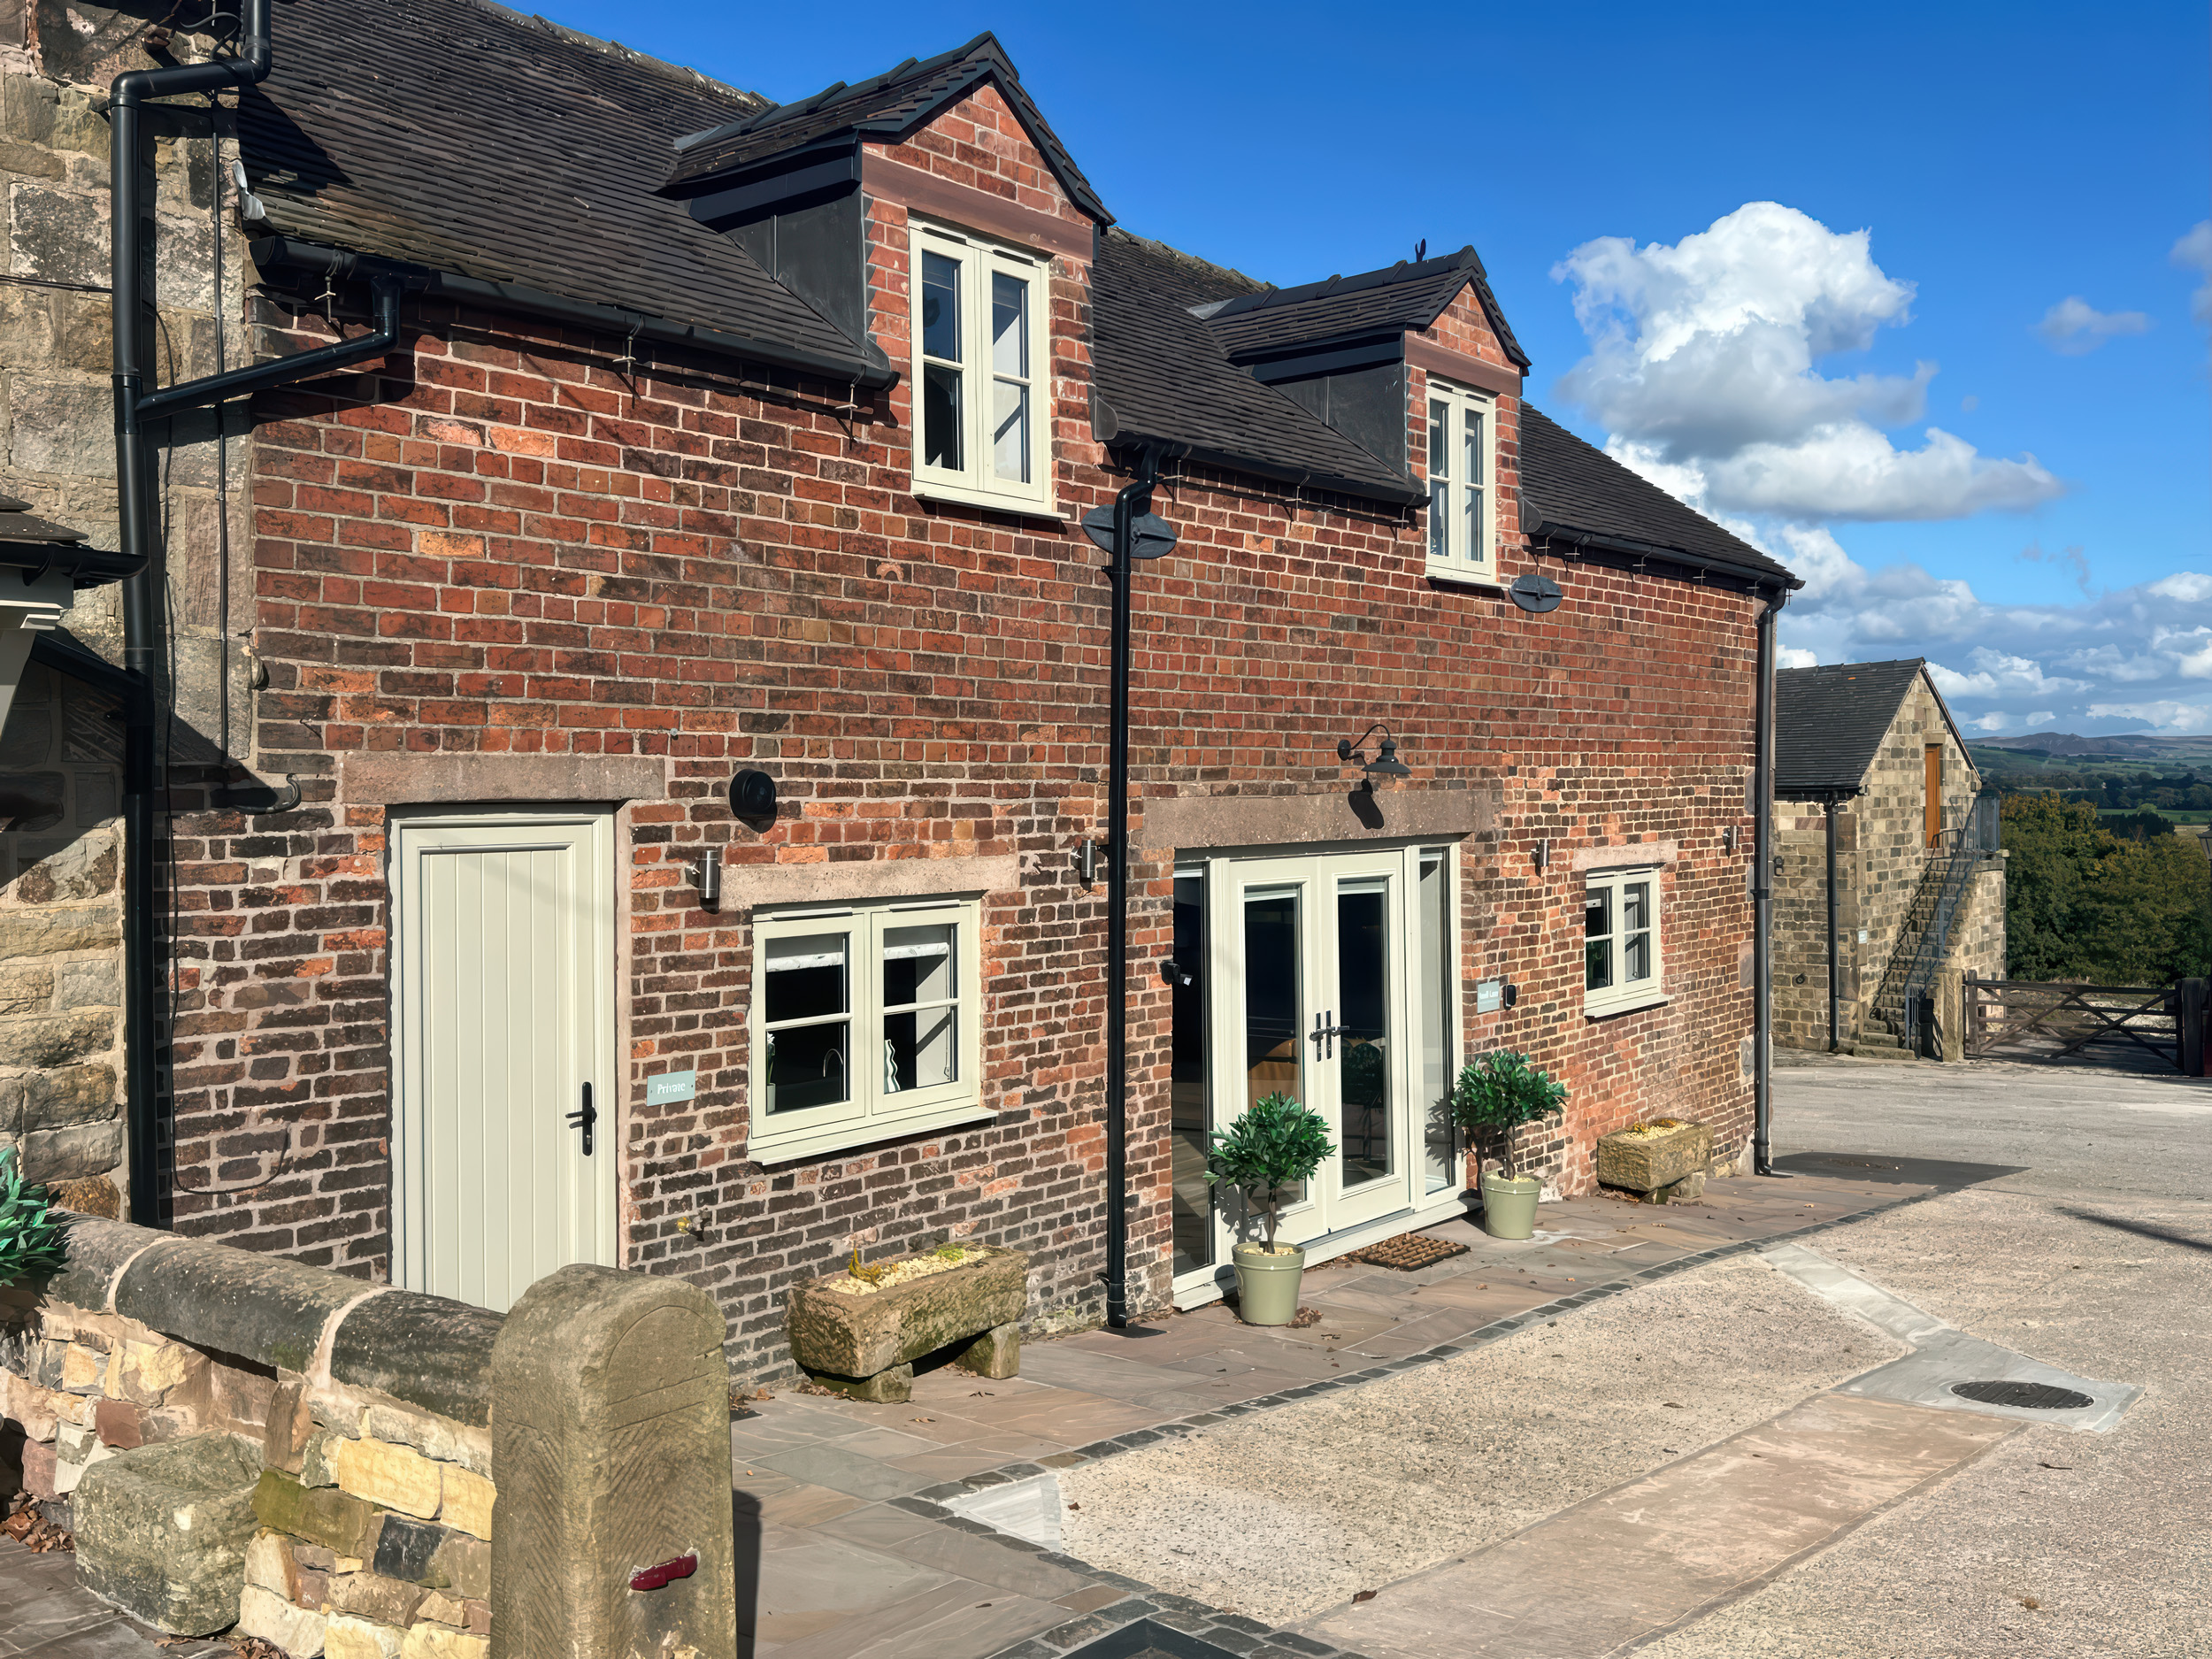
[[1963, 977, 2182, 1070]]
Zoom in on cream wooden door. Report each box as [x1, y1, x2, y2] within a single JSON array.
[[391, 809, 618, 1311]]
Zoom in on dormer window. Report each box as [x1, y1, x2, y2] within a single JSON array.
[[910, 221, 1051, 512], [1425, 380, 1494, 581]]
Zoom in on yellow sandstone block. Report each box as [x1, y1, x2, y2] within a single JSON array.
[[326, 1614, 406, 1659], [401, 1622, 488, 1659], [334, 1437, 442, 1519], [439, 1466, 495, 1540], [60, 1344, 106, 1392]]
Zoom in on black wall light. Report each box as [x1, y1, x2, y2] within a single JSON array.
[[1337, 724, 1412, 790], [730, 768, 777, 820]]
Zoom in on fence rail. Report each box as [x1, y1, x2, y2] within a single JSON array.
[[1964, 977, 2183, 1069]]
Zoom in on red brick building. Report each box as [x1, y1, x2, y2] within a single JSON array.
[[4, 3, 1798, 1379]]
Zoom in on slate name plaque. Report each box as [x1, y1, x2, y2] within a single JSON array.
[[1476, 979, 1504, 1014], [646, 1070, 697, 1106]]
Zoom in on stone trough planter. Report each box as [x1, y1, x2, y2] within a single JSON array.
[[1595, 1119, 1714, 1203], [786, 1246, 1028, 1402]]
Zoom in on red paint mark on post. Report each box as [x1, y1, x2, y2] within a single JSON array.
[[629, 1553, 699, 1593]]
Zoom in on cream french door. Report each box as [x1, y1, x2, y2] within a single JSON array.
[[390, 809, 618, 1312], [1214, 849, 1417, 1250]]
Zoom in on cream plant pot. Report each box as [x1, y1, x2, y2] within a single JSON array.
[[1479, 1171, 1541, 1240], [1231, 1241, 1306, 1325]]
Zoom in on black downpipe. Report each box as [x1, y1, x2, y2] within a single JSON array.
[[1752, 590, 1787, 1178], [113, 0, 384, 1226], [1825, 798, 1840, 1053], [1102, 448, 1163, 1329]]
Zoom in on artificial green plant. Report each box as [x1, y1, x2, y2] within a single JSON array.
[[1205, 1092, 1335, 1250], [1450, 1049, 1567, 1180], [0, 1147, 67, 1286]]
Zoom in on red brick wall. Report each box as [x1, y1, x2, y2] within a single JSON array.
[[161, 98, 1762, 1379]]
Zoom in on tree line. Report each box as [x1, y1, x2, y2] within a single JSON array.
[[2002, 794, 2212, 985]]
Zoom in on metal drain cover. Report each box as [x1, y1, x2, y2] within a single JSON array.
[[1951, 1379, 2094, 1410]]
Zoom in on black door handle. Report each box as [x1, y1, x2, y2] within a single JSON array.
[[565, 1081, 596, 1156]]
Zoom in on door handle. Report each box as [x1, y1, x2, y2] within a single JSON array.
[[1311, 1010, 1344, 1059], [565, 1081, 596, 1156]]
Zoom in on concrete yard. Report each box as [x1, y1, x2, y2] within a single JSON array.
[[1057, 1254, 1909, 1626]]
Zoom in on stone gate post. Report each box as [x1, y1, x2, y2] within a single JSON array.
[[490, 1265, 735, 1659]]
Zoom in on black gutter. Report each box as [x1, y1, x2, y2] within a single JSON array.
[[253, 236, 900, 392], [1105, 431, 1425, 511], [1752, 590, 1788, 1179], [1102, 445, 1164, 1330], [136, 276, 405, 422], [1531, 519, 1803, 594], [0, 543, 146, 587]]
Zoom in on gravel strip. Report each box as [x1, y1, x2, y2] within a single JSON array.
[[1057, 1254, 1903, 1625]]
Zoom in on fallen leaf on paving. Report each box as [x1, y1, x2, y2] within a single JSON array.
[[2022, 1597, 2041, 1610], [1353, 1589, 1379, 1603], [1069, 1502, 1080, 1510], [1663, 1402, 1684, 1409], [971, 1391, 995, 1397], [2039, 1462, 2074, 1470]]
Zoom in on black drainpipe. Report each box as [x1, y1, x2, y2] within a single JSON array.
[[1825, 796, 1840, 1053], [1102, 446, 1164, 1329], [1752, 588, 1787, 1179], [111, 1, 406, 1225]]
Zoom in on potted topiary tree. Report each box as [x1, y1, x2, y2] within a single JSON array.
[[1206, 1091, 1335, 1325], [1451, 1050, 1567, 1240]]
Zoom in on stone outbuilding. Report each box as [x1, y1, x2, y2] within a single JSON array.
[[1772, 658, 2004, 1057]]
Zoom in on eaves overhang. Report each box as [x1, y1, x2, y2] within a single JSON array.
[[1529, 518, 1804, 594], [254, 235, 898, 390]]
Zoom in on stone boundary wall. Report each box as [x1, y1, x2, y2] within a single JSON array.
[[1, 1215, 501, 1655]]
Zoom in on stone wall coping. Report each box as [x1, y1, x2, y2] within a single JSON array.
[[28, 1217, 500, 1426], [730, 851, 1023, 912]]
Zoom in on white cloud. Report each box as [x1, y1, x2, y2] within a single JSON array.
[[1970, 712, 2009, 733], [1553, 202, 2064, 522], [2028, 711, 2056, 726], [2033, 296, 2151, 355], [2148, 572, 2212, 602], [2087, 700, 2212, 732], [1777, 645, 1818, 669], [2175, 222, 2212, 328], [1926, 649, 2089, 701]]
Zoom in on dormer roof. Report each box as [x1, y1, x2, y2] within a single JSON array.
[[658, 33, 1111, 225], [1204, 245, 1530, 371]]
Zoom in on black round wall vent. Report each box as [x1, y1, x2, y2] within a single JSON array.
[[730, 768, 777, 819], [1950, 1379, 2093, 1410]]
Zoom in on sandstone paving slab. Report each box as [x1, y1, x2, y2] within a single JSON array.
[[751, 1480, 871, 1528], [744, 1522, 955, 1645], [1298, 1393, 2011, 1659], [754, 1440, 934, 1501], [763, 1577, 1068, 1659]]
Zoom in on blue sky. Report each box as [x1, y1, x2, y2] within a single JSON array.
[[549, 0, 2208, 734]]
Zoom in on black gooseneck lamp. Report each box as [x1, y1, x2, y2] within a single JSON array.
[[1338, 724, 1412, 789]]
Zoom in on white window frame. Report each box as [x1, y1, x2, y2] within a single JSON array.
[[1425, 378, 1496, 582], [749, 894, 988, 1164], [909, 220, 1054, 515], [1583, 865, 1664, 1017]]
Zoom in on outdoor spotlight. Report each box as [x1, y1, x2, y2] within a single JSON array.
[[692, 854, 722, 908], [1336, 723, 1411, 789]]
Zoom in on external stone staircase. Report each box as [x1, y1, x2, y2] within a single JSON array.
[[1859, 830, 1986, 1057]]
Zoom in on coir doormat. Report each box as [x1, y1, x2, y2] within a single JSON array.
[[1340, 1232, 1468, 1271]]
